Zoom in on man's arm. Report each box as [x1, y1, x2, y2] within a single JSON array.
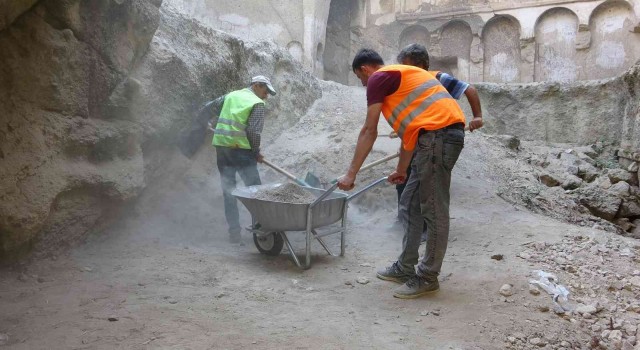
[[463, 86, 483, 131], [337, 103, 382, 190], [437, 72, 483, 131], [246, 103, 265, 162]]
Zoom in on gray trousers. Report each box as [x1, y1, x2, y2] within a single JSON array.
[[397, 128, 464, 279], [216, 147, 261, 235]]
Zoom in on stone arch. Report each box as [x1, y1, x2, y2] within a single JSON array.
[[534, 7, 579, 82], [482, 16, 522, 83], [286, 41, 303, 62], [399, 25, 430, 50], [587, 0, 639, 79], [435, 20, 473, 80]]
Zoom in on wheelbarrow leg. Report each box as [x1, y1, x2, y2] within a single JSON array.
[[281, 232, 309, 269], [340, 204, 348, 257], [311, 229, 337, 257]]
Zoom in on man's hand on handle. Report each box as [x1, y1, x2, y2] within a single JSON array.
[[387, 170, 407, 185], [468, 117, 483, 132], [256, 153, 264, 163], [337, 174, 356, 191]]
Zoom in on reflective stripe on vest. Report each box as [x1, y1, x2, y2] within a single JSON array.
[[397, 91, 451, 137], [377, 65, 465, 151], [212, 88, 263, 149], [217, 117, 247, 130], [213, 129, 247, 137]]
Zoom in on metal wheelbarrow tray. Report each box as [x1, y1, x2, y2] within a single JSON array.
[[232, 177, 388, 269]]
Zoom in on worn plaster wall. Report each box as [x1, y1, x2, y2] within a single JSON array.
[[326, 0, 640, 84]]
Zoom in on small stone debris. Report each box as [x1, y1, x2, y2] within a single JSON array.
[[431, 309, 441, 316], [491, 254, 504, 261], [575, 304, 598, 316], [108, 316, 118, 322], [344, 281, 353, 286], [356, 277, 370, 285], [538, 305, 550, 313], [499, 284, 514, 297], [359, 263, 372, 267], [216, 292, 227, 299], [529, 284, 541, 295], [420, 310, 429, 316]]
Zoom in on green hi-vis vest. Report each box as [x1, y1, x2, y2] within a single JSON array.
[[212, 88, 264, 149]]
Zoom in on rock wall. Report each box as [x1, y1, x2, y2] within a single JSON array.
[[466, 62, 640, 149], [0, 0, 321, 261]]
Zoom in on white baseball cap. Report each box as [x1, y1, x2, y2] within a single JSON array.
[[250, 75, 276, 95]]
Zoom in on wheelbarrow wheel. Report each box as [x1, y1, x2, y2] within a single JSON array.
[[253, 231, 284, 256]]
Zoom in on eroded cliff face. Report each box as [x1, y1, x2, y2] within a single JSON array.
[[0, 0, 320, 261]]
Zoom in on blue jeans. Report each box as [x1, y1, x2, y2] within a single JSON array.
[[216, 147, 261, 235], [397, 128, 464, 279]]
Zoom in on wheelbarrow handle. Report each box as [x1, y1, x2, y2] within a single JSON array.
[[310, 182, 338, 209], [261, 158, 309, 187], [346, 177, 388, 202]]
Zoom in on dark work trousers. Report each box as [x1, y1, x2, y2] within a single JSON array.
[[216, 147, 261, 235], [396, 128, 464, 280]]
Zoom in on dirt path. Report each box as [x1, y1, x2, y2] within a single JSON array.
[[3, 134, 637, 349]]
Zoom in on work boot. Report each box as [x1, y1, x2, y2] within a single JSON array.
[[393, 275, 439, 299], [376, 262, 415, 284]]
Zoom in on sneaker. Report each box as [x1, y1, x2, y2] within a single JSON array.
[[393, 275, 439, 299], [376, 262, 415, 284]]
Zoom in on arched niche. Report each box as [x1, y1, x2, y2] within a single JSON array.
[[286, 41, 303, 62], [587, 0, 638, 79], [534, 7, 579, 82], [436, 20, 473, 80], [482, 16, 522, 83], [399, 25, 430, 50]]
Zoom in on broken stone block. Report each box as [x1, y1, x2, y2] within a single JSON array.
[[610, 181, 632, 197], [578, 164, 599, 182], [609, 168, 639, 186], [620, 200, 640, 218], [615, 218, 635, 232], [562, 175, 583, 190], [579, 190, 622, 221], [539, 173, 560, 187], [629, 162, 639, 173]]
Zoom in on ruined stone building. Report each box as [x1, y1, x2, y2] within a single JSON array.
[[168, 0, 640, 85]]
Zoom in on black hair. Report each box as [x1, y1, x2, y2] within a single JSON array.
[[397, 43, 429, 70], [351, 48, 385, 72]]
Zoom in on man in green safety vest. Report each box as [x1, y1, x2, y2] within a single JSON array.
[[211, 75, 276, 243]]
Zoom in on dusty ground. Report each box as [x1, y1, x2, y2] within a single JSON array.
[[2, 132, 639, 350]]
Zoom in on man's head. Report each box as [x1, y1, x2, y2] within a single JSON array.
[[397, 43, 429, 70], [250, 75, 277, 100], [351, 49, 385, 86]]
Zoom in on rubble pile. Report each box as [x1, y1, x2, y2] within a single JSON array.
[[507, 235, 640, 350], [490, 138, 640, 238]]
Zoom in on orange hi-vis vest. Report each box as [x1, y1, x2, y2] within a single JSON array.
[[378, 65, 465, 151]]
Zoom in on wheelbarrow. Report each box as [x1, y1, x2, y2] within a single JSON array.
[[232, 176, 388, 269]]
